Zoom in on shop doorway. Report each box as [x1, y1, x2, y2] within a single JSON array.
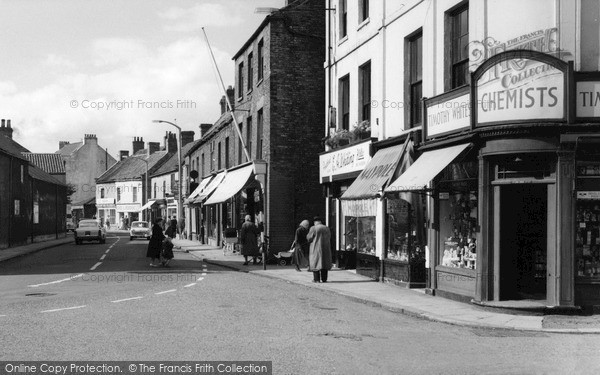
[[499, 184, 548, 300]]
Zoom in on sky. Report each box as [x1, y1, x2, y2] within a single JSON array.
[[0, 0, 284, 155]]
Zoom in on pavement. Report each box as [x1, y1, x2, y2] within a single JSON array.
[[2, 233, 600, 333]]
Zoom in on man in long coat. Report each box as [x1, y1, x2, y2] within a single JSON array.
[[307, 216, 332, 282], [240, 215, 260, 265]]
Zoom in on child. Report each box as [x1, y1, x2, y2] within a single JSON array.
[[161, 237, 174, 266]]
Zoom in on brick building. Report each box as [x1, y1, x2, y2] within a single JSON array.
[[185, 0, 325, 250]]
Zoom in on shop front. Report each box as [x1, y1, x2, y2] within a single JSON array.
[[184, 174, 215, 242], [340, 136, 423, 283], [319, 140, 372, 269], [203, 162, 264, 248], [194, 171, 225, 246], [385, 50, 600, 309]]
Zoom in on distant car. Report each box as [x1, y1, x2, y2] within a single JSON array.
[[66, 214, 75, 232], [74, 219, 106, 245], [130, 221, 151, 241]]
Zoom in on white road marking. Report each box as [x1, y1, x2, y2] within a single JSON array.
[[41, 305, 86, 313], [197, 277, 204, 281], [183, 283, 196, 288], [155, 289, 177, 295], [90, 262, 102, 271], [100, 254, 106, 260], [201, 273, 207, 276], [105, 249, 110, 254], [0, 315, 6, 317], [28, 273, 84, 288], [111, 296, 143, 303]]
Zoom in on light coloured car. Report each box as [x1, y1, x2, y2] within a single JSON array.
[[74, 219, 106, 245], [129, 221, 151, 240]]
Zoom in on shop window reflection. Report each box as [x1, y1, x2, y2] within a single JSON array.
[[344, 216, 376, 255]]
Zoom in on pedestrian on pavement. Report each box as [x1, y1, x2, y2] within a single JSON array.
[[170, 216, 178, 231], [240, 214, 260, 266], [105, 218, 110, 230], [292, 220, 310, 272], [178, 218, 185, 240], [161, 237, 174, 267], [147, 218, 165, 267], [165, 219, 177, 239], [124, 215, 129, 230], [307, 216, 332, 283]]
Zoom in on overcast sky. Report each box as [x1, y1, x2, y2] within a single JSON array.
[[0, 0, 284, 155]]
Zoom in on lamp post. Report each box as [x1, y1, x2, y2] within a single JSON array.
[[153, 120, 183, 230]]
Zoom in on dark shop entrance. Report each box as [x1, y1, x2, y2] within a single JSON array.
[[498, 184, 549, 301]]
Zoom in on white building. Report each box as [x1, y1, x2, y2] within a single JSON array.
[[322, 0, 600, 309]]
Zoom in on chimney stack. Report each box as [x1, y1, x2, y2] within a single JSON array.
[[181, 131, 195, 147], [199, 123, 212, 139], [148, 142, 161, 155], [0, 118, 14, 139], [226, 85, 235, 111], [166, 132, 178, 153], [220, 96, 227, 115], [119, 150, 129, 161], [59, 141, 70, 150], [84, 134, 98, 145], [132, 136, 145, 155]]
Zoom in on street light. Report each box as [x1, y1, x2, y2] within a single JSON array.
[[153, 120, 183, 233]]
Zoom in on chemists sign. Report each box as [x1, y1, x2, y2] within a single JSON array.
[[474, 50, 567, 126]]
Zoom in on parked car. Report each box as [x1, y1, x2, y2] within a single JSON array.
[[66, 214, 75, 232], [129, 221, 151, 240], [74, 219, 106, 245]]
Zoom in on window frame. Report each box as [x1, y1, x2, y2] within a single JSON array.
[[359, 61, 371, 123], [339, 74, 350, 130], [446, 3, 470, 90], [246, 116, 253, 161], [359, 0, 369, 23], [247, 52, 254, 92], [238, 62, 244, 99], [256, 109, 264, 160], [257, 39, 264, 82], [339, 0, 348, 39], [407, 30, 423, 128]]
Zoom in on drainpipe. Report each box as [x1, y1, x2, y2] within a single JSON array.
[[8, 156, 13, 247]]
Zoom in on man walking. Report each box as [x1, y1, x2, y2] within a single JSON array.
[[307, 216, 332, 283]]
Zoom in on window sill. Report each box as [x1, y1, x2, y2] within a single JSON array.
[[237, 96, 243, 102], [338, 35, 348, 46], [246, 88, 253, 95], [357, 17, 370, 31], [257, 78, 264, 87]]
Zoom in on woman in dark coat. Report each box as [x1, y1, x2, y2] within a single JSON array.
[[292, 220, 310, 271], [146, 218, 165, 267], [240, 215, 260, 265]]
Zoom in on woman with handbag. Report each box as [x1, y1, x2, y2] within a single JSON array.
[[292, 220, 310, 271]]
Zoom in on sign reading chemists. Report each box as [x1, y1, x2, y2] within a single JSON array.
[[475, 52, 565, 126]]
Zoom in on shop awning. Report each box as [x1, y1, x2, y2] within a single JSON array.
[[204, 164, 255, 205], [184, 175, 213, 205], [341, 140, 408, 200], [385, 143, 471, 193], [194, 171, 226, 203], [139, 200, 156, 211]]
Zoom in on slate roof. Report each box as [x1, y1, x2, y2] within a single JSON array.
[[96, 151, 169, 183], [22, 153, 65, 174], [0, 135, 30, 159], [152, 140, 201, 177], [56, 142, 83, 155], [29, 164, 66, 186]]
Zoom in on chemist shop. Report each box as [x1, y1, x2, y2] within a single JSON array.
[[386, 50, 600, 309]]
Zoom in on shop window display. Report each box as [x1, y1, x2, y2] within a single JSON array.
[[438, 161, 478, 270], [344, 216, 376, 255], [386, 198, 424, 263], [575, 162, 600, 279]]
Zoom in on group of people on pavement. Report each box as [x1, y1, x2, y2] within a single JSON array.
[[146, 216, 177, 267], [239, 215, 332, 283]]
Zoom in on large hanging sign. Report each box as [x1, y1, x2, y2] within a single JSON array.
[[473, 50, 569, 127]]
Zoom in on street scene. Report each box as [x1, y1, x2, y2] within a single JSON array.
[[2, 0, 600, 374]]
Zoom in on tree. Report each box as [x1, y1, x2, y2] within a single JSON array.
[[66, 183, 77, 204]]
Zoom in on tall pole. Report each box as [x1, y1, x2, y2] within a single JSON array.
[[202, 27, 251, 163], [153, 120, 183, 230], [202, 27, 266, 269]]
